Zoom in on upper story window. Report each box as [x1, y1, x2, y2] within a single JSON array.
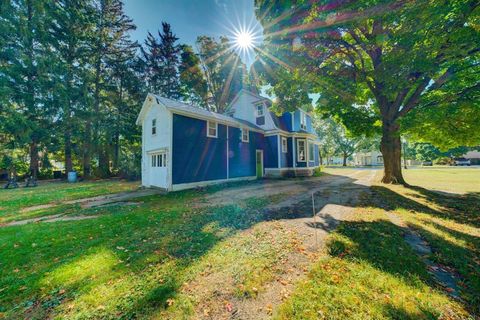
[[241, 128, 249, 142], [297, 139, 306, 162], [207, 121, 218, 138], [152, 118, 157, 135], [300, 112, 307, 131], [255, 103, 264, 117], [281, 137, 287, 153], [308, 142, 314, 161]]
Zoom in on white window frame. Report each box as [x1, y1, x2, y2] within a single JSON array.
[[297, 139, 306, 162], [308, 142, 314, 161], [255, 103, 264, 117], [151, 118, 157, 135], [241, 128, 249, 142], [300, 112, 307, 131], [207, 121, 218, 138], [281, 137, 288, 153], [151, 152, 167, 168]]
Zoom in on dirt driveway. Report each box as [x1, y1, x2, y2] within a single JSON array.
[[183, 168, 379, 319]]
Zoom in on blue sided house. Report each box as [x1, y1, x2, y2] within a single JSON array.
[[136, 89, 320, 191]]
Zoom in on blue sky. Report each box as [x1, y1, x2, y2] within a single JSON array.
[[124, 0, 263, 66]]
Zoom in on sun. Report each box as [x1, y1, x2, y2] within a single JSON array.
[[235, 31, 254, 49]]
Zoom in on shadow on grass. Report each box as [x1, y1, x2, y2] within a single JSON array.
[[1, 172, 478, 318]]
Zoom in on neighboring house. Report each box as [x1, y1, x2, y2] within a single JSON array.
[[136, 89, 320, 191], [463, 150, 480, 165], [353, 151, 384, 166]]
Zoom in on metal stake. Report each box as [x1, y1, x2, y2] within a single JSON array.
[[312, 192, 318, 248]]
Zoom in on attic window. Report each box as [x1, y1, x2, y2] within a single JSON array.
[[241, 128, 249, 142], [152, 119, 157, 135], [255, 104, 264, 117], [300, 112, 307, 130], [207, 121, 218, 138]]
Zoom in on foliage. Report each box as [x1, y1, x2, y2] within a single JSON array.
[[254, 0, 480, 183]]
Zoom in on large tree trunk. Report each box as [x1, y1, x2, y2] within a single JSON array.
[[380, 121, 406, 184], [342, 153, 347, 166], [64, 130, 73, 173]]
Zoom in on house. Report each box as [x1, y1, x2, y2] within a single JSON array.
[[136, 89, 321, 191], [463, 150, 480, 165], [353, 151, 384, 166]]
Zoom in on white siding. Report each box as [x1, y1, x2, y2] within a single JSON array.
[[230, 91, 277, 130], [141, 100, 172, 189]]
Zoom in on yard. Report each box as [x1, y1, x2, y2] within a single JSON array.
[[0, 167, 478, 319]]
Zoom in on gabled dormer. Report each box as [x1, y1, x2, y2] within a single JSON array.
[[226, 89, 277, 130]]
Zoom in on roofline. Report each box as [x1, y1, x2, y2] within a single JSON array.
[[225, 89, 271, 112]]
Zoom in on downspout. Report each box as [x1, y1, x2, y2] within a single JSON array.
[[226, 126, 229, 180]]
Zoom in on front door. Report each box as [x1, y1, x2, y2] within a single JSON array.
[[256, 150, 263, 178]]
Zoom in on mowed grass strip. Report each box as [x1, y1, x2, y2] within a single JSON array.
[[0, 187, 295, 319], [0, 180, 139, 223]]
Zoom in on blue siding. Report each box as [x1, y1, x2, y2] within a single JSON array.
[[314, 144, 320, 166], [172, 114, 227, 184], [292, 110, 314, 134], [279, 135, 293, 168], [228, 127, 256, 178], [264, 135, 278, 168], [306, 115, 313, 133], [278, 112, 293, 131]]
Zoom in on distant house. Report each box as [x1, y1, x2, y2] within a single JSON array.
[[463, 150, 480, 165], [136, 90, 320, 191], [353, 151, 384, 166]]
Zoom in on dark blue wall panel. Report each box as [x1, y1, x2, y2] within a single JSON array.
[[314, 144, 319, 166], [264, 135, 278, 168], [279, 135, 293, 168], [278, 112, 293, 131], [172, 114, 227, 184], [228, 127, 256, 178]]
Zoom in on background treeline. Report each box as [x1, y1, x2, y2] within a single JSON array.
[[0, 0, 252, 180]]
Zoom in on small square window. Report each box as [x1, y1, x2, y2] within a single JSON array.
[[152, 119, 157, 135], [207, 121, 218, 138], [151, 154, 156, 167], [281, 137, 287, 153], [241, 128, 249, 142], [151, 152, 167, 168]]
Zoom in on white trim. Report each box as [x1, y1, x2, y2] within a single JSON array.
[[264, 130, 317, 139], [241, 128, 249, 142], [297, 139, 307, 162], [169, 112, 173, 189], [292, 137, 296, 168], [171, 176, 256, 191], [277, 135, 281, 168], [281, 136, 287, 153], [207, 120, 218, 138], [226, 126, 229, 179]]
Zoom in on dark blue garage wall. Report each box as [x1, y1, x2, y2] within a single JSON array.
[[228, 127, 256, 178], [172, 114, 227, 184], [264, 135, 278, 168]]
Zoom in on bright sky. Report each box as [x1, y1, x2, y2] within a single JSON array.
[[124, 0, 263, 66]]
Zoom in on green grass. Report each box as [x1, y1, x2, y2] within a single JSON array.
[[0, 180, 139, 223], [1, 170, 478, 319], [0, 185, 296, 319], [403, 167, 480, 194]]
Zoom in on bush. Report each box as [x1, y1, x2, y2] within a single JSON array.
[[313, 166, 323, 177]]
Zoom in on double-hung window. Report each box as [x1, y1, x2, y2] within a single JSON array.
[[297, 140, 306, 162], [151, 152, 167, 167], [152, 118, 157, 135], [241, 128, 249, 142], [308, 142, 314, 161], [207, 121, 218, 138], [281, 137, 287, 153], [300, 112, 307, 131], [255, 104, 264, 117]]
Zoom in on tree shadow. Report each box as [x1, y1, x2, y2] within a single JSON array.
[[4, 171, 478, 318]]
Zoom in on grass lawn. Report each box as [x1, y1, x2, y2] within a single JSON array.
[[0, 168, 478, 319], [403, 167, 480, 194], [0, 180, 139, 223]]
